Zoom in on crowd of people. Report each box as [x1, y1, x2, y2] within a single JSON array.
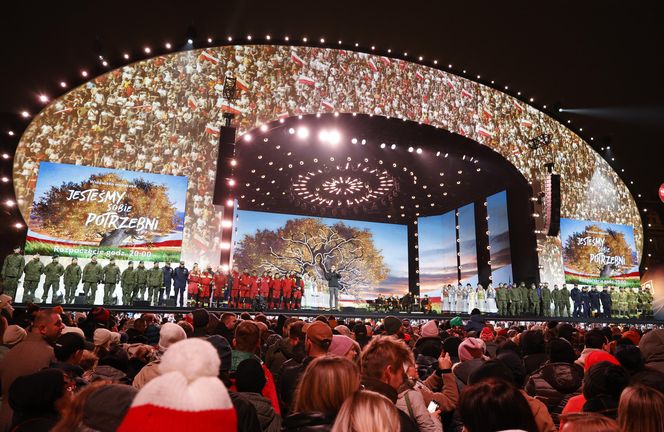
[[0, 292, 663, 431], [13, 44, 642, 273]]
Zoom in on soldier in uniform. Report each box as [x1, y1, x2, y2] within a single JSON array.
[[63, 258, 82, 303], [639, 287, 653, 318], [508, 284, 520, 316], [614, 287, 626, 318], [551, 285, 562, 316], [22, 254, 44, 302], [42, 256, 64, 303], [528, 283, 540, 316], [102, 258, 121, 304], [570, 284, 582, 317], [600, 286, 612, 318], [541, 283, 552, 317], [496, 283, 508, 316], [1, 247, 25, 298], [560, 284, 571, 317], [135, 261, 148, 300], [147, 262, 163, 306], [626, 287, 639, 319], [121, 261, 137, 305], [82, 255, 103, 304]]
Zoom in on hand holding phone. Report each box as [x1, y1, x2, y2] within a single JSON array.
[[427, 401, 439, 413]]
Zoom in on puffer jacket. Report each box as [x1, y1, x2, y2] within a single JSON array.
[[640, 329, 664, 374], [524, 361, 583, 426], [281, 411, 335, 432], [241, 392, 281, 432], [416, 354, 439, 379]]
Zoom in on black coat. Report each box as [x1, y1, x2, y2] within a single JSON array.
[[282, 411, 335, 432], [172, 266, 189, 289], [162, 265, 174, 288], [324, 272, 341, 288]]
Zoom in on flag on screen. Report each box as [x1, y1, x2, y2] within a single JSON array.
[[368, 60, 378, 72], [298, 75, 316, 86], [415, 71, 425, 81], [291, 52, 305, 66], [187, 95, 198, 110], [380, 56, 391, 66], [321, 100, 335, 111], [220, 102, 242, 115], [205, 123, 221, 136], [235, 77, 250, 91], [461, 89, 473, 99], [198, 50, 220, 65], [445, 79, 457, 90], [513, 100, 525, 111], [483, 109, 493, 119], [519, 118, 533, 127], [477, 125, 495, 138]]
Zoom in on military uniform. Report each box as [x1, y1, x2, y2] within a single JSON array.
[[496, 285, 508, 315], [1, 250, 25, 298], [626, 289, 639, 318], [82, 259, 103, 304], [560, 285, 571, 317], [639, 288, 653, 318], [63, 260, 82, 303], [102, 261, 121, 304], [121, 264, 137, 305], [552, 287, 563, 316], [541, 285, 552, 317], [507, 287, 519, 315], [22, 256, 44, 302], [42, 258, 65, 302], [528, 286, 540, 315], [613, 288, 627, 318], [600, 287, 612, 318], [135, 263, 148, 300], [147, 264, 163, 306]]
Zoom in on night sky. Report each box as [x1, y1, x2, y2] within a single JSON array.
[[1, 0, 662, 262]]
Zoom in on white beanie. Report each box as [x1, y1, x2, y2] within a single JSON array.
[[62, 326, 85, 338], [118, 339, 236, 431], [94, 328, 112, 347], [421, 320, 440, 338], [158, 323, 187, 351]]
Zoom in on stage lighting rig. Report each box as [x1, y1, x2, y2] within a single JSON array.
[[528, 133, 553, 151], [222, 75, 238, 126]]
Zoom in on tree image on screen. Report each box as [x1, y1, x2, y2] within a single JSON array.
[[31, 173, 177, 246], [233, 218, 389, 299], [563, 224, 634, 277]]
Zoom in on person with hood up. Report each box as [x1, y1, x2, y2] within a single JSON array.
[[639, 329, 664, 374], [236, 358, 281, 432]]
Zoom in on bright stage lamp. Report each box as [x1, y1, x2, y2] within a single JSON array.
[[328, 130, 341, 145], [221, 220, 233, 228], [288, 127, 295, 134], [416, 148, 422, 154], [318, 129, 329, 142], [220, 242, 231, 250], [225, 199, 234, 207], [14, 223, 23, 229], [408, 147, 414, 152], [1, 153, 9, 159], [296, 127, 309, 139], [228, 179, 236, 186], [1, 177, 9, 183]]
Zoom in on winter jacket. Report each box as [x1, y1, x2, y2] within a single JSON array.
[[324, 271, 341, 288], [361, 376, 419, 432], [416, 354, 439, 379], [281, 411, 335, 432], [265, 338, 304, 384], [240, 391, 281, 432], [172, 266, 189, 289], [640, 329, 664, 374], [464, 314, 485, 334], [229, 392, 262, 432], [522, 389, 556, 432], [525, 362, 583, 426], [397, 387, 443, 432]]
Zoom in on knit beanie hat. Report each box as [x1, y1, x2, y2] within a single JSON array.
[[334, 325, 352, 337], [458, 338, 487, 362], [94, 328, 113, 347], [159, 322, 187, 351], [235, 358, 266, 393], [192, 309, 210, 328], [584, 350, 620, 372], [90, 307, 110, 323], [421, 320, 440, 339], [2, 324, 26, 346], [329, 335, 360, 357], [83, 384, 138, 432], [61, 326, 85, 338], [383, 316, 402, 335], [206, 335, 233, 373], [480, 327, 495, 342], [118, 338, 237, 431], [449, 316, 463, 327]]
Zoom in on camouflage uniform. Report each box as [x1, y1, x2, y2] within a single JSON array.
[[135, 263, 147, 299], [496, 285, 508, 316], [102, 261, 121, 304], [528, 286, 540, 315], [42, 258, 64, 302], [560, 285, 571, 317], [63, 260, 82, 303], [541, 285, 552, 317], [82, 260, 103, 304], [639, 288, 653, 317], [626, 289, 639, 318], [22, 257, 44, 302], [1, 251, 25, 298], [121, 264, 137, 305], [147, 264, 163, 306], [507, 287, 519, 316]]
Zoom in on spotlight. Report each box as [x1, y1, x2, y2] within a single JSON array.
[[351, 138, 358, 144], [260, 124, 268, 132], [328, 130, 341, 145], [391, 144, 396, 150], [416, 148, 422, 154], [21, 111, 29, 118], [14, 222, 23, 229], [558, 108, 563, 112], [380, 143, 386, 148], [144, 47, 151, 54], [227, 36, 233, 41], [408, 147, 414, 152], [5, 200, 15, 207], [247, 35, 252, 40], [225, 199, 234, 207], [81, 70, 88, 77], [220, 242, 231, 250], [123, 53, 130, 60], [288, 127, 295, 134], [8, 131, 14, 136], [60, 81, 67, 88], [1, 176, 9, 182], [243, 134, 252, 142], [361, 139, 366, 145], [165, 42, 172, 49], [102, 61, 108, 66], [1, 153, 9, 159], [221, 220, 233, 228], [228, 179, 236, 186], [187, 38, 193, 44], [207, 37, 212, 43], [320, 38, 325, 43], [318, 129, 329, 142], [230, 159, 237, 166], [296, 127, 309, 139], [38, 94, 48, 103]]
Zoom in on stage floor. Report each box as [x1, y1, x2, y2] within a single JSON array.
[[25, 303, 662, 326]]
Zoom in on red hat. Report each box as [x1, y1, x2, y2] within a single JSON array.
[[622, 330, 641, 346], [118, 339, 236, 431], [584, 350, 620, 372], [480, 327, 495, 342], [90, 307, 110, 323]]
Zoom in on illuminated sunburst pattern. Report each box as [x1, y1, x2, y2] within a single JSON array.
[[292, 164, 396, 208]]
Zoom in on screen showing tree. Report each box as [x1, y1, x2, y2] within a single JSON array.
[[232, 210, 408, 305], [26, 162, 187, 262], [560, 218, 639, 287]]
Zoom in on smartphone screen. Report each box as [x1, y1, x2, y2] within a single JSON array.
[[427, 401, 438, 413]]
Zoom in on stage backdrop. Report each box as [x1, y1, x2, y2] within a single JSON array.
[[560, 218, 639, 287], [26, 162, 187, 262], [232, 210, 408, 307]]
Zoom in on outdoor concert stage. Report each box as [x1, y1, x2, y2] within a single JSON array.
[[7, 42, 654, 320]]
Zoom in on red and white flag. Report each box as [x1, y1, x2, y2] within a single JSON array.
[[220, 102, 243, 115], [379, 56, 391, 66], [415, 71, 425, 81], [477, 125, 495, 138], [297, 75, 316, 86], [519, 118, 533, 127], [205, 123, 220, 136], [368, 60, 378, 72], [445, 79, 457, 90], [461, 89, 473, 99], [321, 100, 335, 111], [235, 77, 250, 91], [513, 100, 525, 111], [483, 109, 493, 119], [198, 50, 220, 65], [54, 107, 74, 115], [187, 95, 198, 110], [291, 52, 305, 66]]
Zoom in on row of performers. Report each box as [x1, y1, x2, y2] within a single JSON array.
[[372, 293, 432, 313], [188, 265, 304, 310]]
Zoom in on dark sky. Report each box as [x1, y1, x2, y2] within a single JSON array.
[[0, 0, 662, 253]]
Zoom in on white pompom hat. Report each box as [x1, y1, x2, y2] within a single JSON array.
[[118, 338, 236, 431]]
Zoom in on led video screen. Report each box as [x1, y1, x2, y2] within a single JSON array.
[[458, 203, 478, 285], [26, 162, 187, 262], [560, 218, 639, 287], [232, 210, 408, 305], [487, 190, 513, 284], [417, 211, 459, 294]]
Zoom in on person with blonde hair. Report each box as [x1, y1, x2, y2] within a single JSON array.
[[560, 412, 620, 432], [618, 384, 664, 432], [331, 390, 401, 432], [282, 356, 360, 431]]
